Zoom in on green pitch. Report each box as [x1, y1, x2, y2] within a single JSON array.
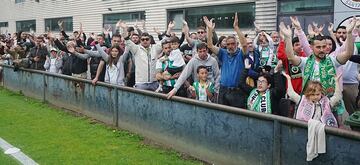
[[0, 87, 201, 165]]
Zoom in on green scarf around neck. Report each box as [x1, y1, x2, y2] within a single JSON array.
[[247, 89, 271, 114], [303, 54, 336, 96]]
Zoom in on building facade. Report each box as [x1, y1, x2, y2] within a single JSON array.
[[1, 0, 353, 38], [0, 0, 277, 37]]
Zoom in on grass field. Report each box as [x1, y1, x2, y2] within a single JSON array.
[[0, 151, 18, 165], [0, 87, 201, 165]]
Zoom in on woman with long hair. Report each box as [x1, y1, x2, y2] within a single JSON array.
[[104, 45, 125, 86]]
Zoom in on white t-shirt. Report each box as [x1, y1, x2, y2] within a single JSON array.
[[49, 58, 57, 73], [108, 64, 118, 85]]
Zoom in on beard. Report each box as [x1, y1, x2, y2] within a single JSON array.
[[315, 52, 326, 59]]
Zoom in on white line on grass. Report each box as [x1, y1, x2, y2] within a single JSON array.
[[0, 137, 38, 165]]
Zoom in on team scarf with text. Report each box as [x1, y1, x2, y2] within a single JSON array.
[[247, 89, 271, 114]]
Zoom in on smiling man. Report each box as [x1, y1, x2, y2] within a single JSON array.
[[280, 18, 356, 127]]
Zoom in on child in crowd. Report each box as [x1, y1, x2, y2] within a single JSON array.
[[241, 59, 285, 114], [44, 47, 62, 73], [189, 65, 215, 102], [104, 45, 125, 86], [163, 36, 185, 76], [156, 37, 185, 92], [254, 31, 277, 68], [283, 72, 341, 127]]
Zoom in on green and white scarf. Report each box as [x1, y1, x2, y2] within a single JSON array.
[[247, 89, 272, 114], [260, 47, 277, 68], [303, 54, 336, 95], [302, 54, 345, 115]]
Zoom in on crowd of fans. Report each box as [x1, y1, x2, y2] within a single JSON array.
[[1, 13, 360, 130]]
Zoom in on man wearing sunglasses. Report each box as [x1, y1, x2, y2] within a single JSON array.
[[183, 21, 218, 56], [119, 21, 170, 91]]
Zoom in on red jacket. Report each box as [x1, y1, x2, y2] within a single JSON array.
[[277, 41, 306, 94]]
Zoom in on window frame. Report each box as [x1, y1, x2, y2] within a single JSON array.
[[15, 0, 25, 4], [278, 0, 334, 15], [103, 11, 146, 27], [16, 20, 36, 32], [167, 3, 255, 31], [0, 22, 8, 28], [44, 17, 73, 32]]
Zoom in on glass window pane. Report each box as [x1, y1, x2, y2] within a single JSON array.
[[103, 11, 146, 26], [44, 17, 73, 32], [278, 14, 333, 35], [16, 20, 36, 32], [168, 3, 255, 30], [168, 10, 184, 30], [15, 0, 25, 4], [279, 0, 333, 14], [0, 22, 8, 27]]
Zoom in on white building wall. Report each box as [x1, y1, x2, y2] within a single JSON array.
[[0, 0, 277, 38]]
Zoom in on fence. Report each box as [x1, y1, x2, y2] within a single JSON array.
[[1, 64, 360, 165]]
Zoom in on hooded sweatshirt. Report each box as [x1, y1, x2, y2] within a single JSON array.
[[173, 53, 219, 91]]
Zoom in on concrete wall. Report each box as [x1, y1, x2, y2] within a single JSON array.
[[2, 65, 360, 165]]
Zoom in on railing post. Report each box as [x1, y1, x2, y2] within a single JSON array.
[[43, 73, 46, 103], [0, 66, 3, 86], [113, 88, 119, 127], [273, 120, 281, 165]]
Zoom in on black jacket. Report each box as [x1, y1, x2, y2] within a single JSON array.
[[28, 46, 48, 70], [240, 69, 286, 115], [62, 53, 87, 76]]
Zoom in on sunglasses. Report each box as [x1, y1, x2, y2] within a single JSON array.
[[141, 38, 150, 41], [197, 31, 205, 34]]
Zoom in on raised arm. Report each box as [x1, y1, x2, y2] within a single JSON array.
[[233, 12, 247, 54], [239, 59, 254, 94], [328, 23, 337, 46], [204, 16, 220, 55], [263, 31, 274, 48], [279, 22, 301, 66], [166, 21, 175, 36], [118, 20, 139, 55], [282, 71, 301, 103], [291, 16, 312, 56], [95, 44, 109, 62], [336, 17, 356, 65], [330, 73, 343, 107], [271, 61, 286, 99], [182, 20, 195, 46], [74, 51, 90, 60]]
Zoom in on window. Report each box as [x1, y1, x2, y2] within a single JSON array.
[[0, 22, 8, 28], [15, 0, 25, 3], [16, 20, 36, 32], [103, 11, 145, 27], [45, 17, 73, 32], [279, 0, 333, 14], [167, 3, 255, 30], [277, 0, 334, 35]]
